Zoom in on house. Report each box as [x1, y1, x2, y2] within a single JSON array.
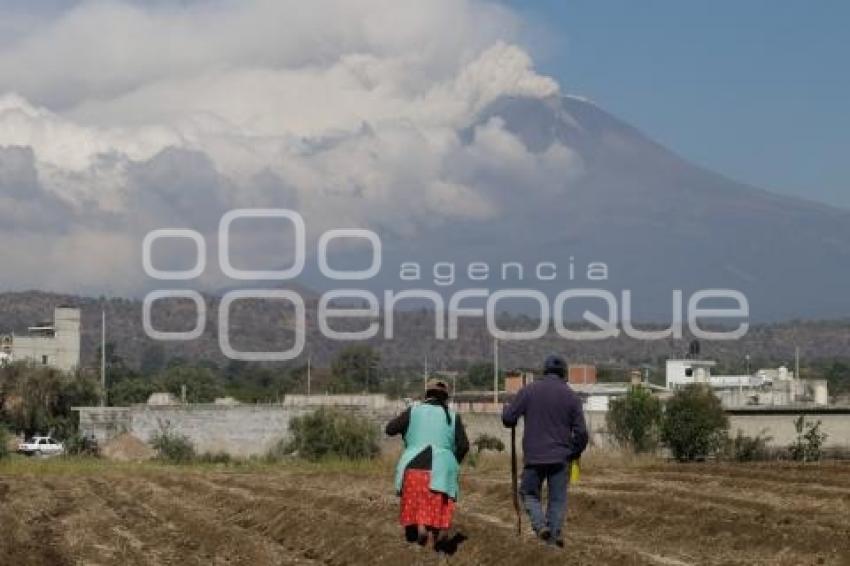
[[1, 307, 81, 372]]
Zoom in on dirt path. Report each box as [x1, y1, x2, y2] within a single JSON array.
[[0, 460, 848, 565]]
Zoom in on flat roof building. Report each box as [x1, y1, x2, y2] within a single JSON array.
[[568, 364, 597, 385], [2, 307, 81, 372], [665, 358, 827, 408]]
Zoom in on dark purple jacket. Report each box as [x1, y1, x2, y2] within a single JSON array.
[[502, 374, 589, 465]]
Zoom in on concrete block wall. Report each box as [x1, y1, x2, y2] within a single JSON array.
[[78, 404, 401, 457], [77, 407, 131, 444], [728, 413, 850, 449], [129, 405, 314, 457], [284, 394, 404, 411], [76, 401, 850, 458], [458, 410, 850, 452], [76, 404, 615, 458]]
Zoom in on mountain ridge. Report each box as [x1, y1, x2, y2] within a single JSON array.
[[2, 290, 848, 372]]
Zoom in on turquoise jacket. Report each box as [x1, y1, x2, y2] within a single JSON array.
[[394, 403, 460, 500]]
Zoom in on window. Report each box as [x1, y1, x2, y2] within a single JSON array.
[[685, 368, 693, 377], [42, 355, 48, 365]]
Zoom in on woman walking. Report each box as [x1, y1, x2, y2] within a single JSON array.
[[386, 379, 469, 549]]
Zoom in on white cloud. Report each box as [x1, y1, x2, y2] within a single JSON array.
[[0, 0, 521, 110], [0, 93, 179, 171], [0, 0, 580, 295]]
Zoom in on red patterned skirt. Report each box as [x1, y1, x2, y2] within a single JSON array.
[[399, 469, 456, 529]]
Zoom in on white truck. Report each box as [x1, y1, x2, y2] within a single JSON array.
[[17, 436, 65, 457]]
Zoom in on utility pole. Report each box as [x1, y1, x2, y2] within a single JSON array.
[[795, 346, 800, 380], [307, 353, 312, 396], [424, 356, 429, 395], [794, 346, 801, 405], [493, 338, 499, 404], [100, 309, 106, 407]]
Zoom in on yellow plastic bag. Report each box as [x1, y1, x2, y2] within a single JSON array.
[[569, 458, 581, 483]]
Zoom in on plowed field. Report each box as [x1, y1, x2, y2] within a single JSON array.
[[1, 457, 848, 565]]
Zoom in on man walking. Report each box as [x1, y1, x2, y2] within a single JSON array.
[[502, 355, 588, 547]]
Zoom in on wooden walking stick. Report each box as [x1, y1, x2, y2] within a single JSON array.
[[511, 426, 521, 536]]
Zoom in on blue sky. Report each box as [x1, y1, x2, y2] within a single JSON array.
[[505, 0, 850, 209]]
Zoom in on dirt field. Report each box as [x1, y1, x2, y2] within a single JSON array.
[[0, 455, 848, 566]]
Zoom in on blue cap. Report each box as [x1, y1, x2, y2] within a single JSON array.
[[544, 355, 566, 374]]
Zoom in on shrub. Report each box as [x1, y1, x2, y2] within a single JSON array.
[[284, 408, 380, 461], [264, 437, 290, 463], [151, 427, 196, 463], [196, 451, 233, 465], [473, 433, 505, 453], [727, 429, 772, 462], [788, 416, 828, 462], [606, 386, 662, 453], [661, 385, 728, 462], [63, 433, 100, 457]]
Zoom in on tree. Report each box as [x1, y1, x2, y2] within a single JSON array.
[[822, 361, 850, 396], [607, 386, 662, 453], [95, 342, 128, 374], [788, 415, 828, 462], [109, 377, 157, 406], [155, 366, 224, 403], [223, 364, 291, 402], [0, 362, 100, 438], [96, 342, 137, 397], [462, 362, 494, 390], [379, 375, 408, 399], [0, 426, 9, 460], [140, 343, 167, 375], [661, 385, 729, 462], [330, 345, 381, 392], [596, 366, 618, 383]]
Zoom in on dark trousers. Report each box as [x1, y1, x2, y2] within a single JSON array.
[[519, 462, 568, 539]]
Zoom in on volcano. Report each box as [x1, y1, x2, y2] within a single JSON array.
[[366, 94, 850, 321]]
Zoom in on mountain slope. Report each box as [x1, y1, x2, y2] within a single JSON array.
[[448, 95, 850, 320], [2, 291, 849, 371]]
